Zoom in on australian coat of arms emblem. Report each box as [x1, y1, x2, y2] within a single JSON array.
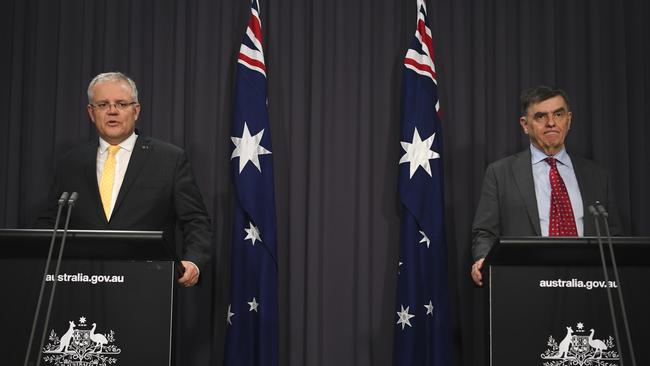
[[42, 316, 121, 366], [540, 322, 619, 366]]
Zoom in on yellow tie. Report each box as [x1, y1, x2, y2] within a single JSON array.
[[99, 145, 120, 219]]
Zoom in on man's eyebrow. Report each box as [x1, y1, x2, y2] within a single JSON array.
[[533, 107, 566, 117]]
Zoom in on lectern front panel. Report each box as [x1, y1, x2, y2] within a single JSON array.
[[490, 265, 648, 366], [2, 258, 174, 365]]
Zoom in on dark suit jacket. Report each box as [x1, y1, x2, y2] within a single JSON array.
[[471, 148, 621, 260], [37, 134, 212, 271]]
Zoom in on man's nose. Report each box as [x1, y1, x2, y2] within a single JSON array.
[[546, 114, 556, 126], [107, 104, 120, 114]]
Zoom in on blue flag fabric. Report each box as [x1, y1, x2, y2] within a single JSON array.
[[225, 1, 278, 365], [394, 1, 452, 365]]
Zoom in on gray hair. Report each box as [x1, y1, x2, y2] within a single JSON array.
[[87, 72, 139, 103]]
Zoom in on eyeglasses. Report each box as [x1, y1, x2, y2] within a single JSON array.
[[90, 101, 138, 111]]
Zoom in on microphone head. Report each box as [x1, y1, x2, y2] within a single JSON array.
[[68, 192, 79, 206], [587, 205, 599, 216], [595, 203, 609, 218], [58, 192, 70, 205]]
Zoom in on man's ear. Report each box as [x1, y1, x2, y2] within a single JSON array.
[[519, 116, 529, 134], [133, 103, 141, 121], [87, 105, 95, 123]]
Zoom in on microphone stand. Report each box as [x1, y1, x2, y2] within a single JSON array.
[[35, 192, 78, 366], [589, 204, 624, 366], [23, 192, 69, 366], [597, 203, 637, 366]]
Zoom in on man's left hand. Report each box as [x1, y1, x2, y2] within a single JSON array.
[[177, 260, 200, 287]]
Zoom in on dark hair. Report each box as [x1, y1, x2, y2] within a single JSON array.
[[520, 86, 570, 116]]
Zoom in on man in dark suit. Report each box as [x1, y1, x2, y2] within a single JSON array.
[[470, 86, 620, 286], [38, 72, 212, 287]]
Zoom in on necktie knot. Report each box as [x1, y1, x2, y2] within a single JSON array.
[[545, 157, 557, 168], [108, 145, 120, 155]]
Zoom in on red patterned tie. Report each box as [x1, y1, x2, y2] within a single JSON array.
[[545, 157, 578, 236]]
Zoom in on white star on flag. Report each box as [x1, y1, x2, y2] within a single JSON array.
[[231, 122, 272, 173], [399, 127, 440, 179], [396, 305, 415, 330], [244, 222, 262, 246], [248, 297, 259, 312], [418, 230, 430, 248], [227, 304, 235, 325], [424, 300, 434, 316]]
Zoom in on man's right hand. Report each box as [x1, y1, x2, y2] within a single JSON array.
[[471, 258, 485, 286]]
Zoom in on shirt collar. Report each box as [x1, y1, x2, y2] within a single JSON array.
[[529, 144, 573, 169], [99, 132, 138, 154]]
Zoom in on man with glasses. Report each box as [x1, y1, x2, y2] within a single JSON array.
[[470, 86, 621, 286], [38, 72, 212, 287]]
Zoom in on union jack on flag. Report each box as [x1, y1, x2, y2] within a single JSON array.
[[225, 1, 278, 365], [394, 0, 452, 365]]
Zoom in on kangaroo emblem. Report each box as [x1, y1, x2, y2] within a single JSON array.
[[556, 326, 573, 359], [50, 321, 75, 353]]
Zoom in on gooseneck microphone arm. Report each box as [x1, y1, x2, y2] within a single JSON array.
[[35, 192, 78, 366], [23, 192, 69, 366], [597, 203, 637, 366], [589, 204, 624, 366]]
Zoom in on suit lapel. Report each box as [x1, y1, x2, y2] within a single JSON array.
[[83, 141, 108, 224], [572, 156, 595, 235], [111, 135, 153, 220], [512, 149, 542, 235]]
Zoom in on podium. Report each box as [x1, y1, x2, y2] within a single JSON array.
[[0, 229, 177, 366], [485, 237, 650, 366]]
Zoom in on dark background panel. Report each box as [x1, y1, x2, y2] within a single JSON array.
[[1, 0, 648, 365]]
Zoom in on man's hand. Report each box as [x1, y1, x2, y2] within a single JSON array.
[[177, 260, 200, 287], [471, 258, 485, 286]]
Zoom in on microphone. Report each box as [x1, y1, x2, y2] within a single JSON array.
[[35, 192, 79, 366], [57, 191, 70, 206], [596, 202, 637, 366], [24, 192, 69, 366], [589, 203, 625, 366], [68, 192, 79, 206]]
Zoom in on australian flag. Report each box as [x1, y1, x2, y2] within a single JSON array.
[[225, 1, 278, 365], [394, 0, 452, 365]]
